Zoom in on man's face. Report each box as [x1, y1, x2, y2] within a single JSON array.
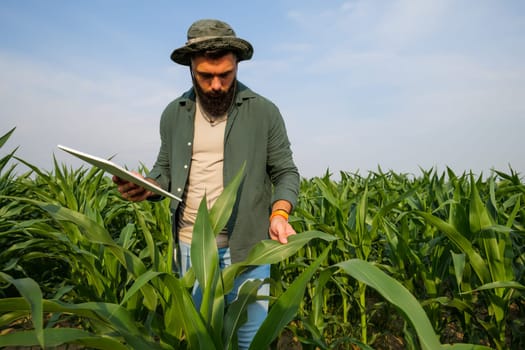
[[191, 52, 238, 117]]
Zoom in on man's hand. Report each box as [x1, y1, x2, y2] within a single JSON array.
[[112, 172, 156, 202], [269, 200, 296, 244], [269, 215, 296, 244]]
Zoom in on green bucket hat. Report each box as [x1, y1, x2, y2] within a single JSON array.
[[171, 19, 254, 66]]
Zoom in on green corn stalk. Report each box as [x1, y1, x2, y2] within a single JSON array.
[[2, 129, 524, 348], [416, 173, 524, 350], [0, 161, 337, 349], [336, 259, 494, 350], [249, 247, 332, 350], [286, 168, 525, 347]]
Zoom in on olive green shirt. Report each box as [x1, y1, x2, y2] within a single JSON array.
[[148, 81, 300, 262]]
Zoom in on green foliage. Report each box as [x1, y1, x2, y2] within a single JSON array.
[[0, 132, 336, 348], [286, 168, 525, 349], [1, 128, 524, 349]]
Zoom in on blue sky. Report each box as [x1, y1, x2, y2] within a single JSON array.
[[1, 0, 524, 179]]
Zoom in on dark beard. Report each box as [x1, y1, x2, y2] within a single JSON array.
[[193, 78, 236, 118]]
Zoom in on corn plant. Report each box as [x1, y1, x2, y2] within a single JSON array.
[[416, 173, 525, 349], [289, 170, 421, 345], [1, 128, 524, 348], [285, 168, 524, 348], [0, 156, 336, 349]]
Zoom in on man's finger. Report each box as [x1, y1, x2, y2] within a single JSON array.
[[112, 175, 125, 184]]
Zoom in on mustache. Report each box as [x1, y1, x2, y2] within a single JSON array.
[[206, 90, 228, 99], [193, 78, 237, 117]]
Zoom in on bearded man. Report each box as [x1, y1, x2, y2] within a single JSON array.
[[113, 19, 299, 349]]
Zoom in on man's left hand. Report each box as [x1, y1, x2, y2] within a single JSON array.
[[269, 216, 296, 244]]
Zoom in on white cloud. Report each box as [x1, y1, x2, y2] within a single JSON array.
[[0, 52, 186, 173]]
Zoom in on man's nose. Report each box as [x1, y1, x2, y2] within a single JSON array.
[[210, 76, 222, 91]]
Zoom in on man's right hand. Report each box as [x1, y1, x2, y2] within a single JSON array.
[[112, 172, 157, 202]]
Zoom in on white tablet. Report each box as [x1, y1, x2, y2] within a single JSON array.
[[58, 145, 181, 202]]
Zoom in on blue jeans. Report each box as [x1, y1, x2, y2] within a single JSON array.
[[177, 242, 270, 350]]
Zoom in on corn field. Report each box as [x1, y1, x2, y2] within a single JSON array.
[[0, 127, 524, 350]]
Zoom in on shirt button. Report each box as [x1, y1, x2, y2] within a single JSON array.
[[187, 142, 192, 146], [184, 165, 188, 169], [177, 188, 182, 192]]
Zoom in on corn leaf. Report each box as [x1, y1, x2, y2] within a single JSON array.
[[222, 230, 336, 294], [243, 230, 336, 265], [119, 270, 163, 307], [0, 298, 162, 349], [416, 211, 491, 284], [223, 279, 263, 348], [191, 195, 220, 324], [463, 280, 525, 293], [0, 273, 44, 348], [0, 127, 16, 148], [0, 328, 128, 350], [336, 259, 441, 350], [161, 274, 216, 349], [209, 162, 245, 235], [249, 247, 331, 350]]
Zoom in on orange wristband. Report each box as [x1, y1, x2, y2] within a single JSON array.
[[270, 209, 289, 222]]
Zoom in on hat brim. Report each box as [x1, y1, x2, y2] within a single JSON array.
[[170, 37, 253, 66]]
